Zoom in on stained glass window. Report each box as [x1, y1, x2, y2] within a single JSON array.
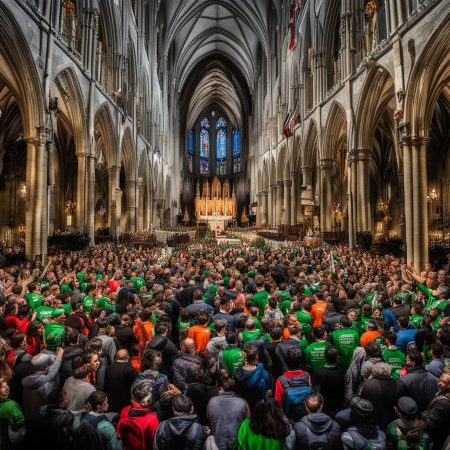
[[232, 129, 241, 173], [216, 118, 227, 175], [188, 130, 194, 154], [200, 117, 210, 128], [199, 128, 209, 175]]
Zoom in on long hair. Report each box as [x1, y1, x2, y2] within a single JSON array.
[[249, 398, 289, 440]]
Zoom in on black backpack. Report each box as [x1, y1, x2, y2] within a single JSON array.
[[73, 414, 108, 450]]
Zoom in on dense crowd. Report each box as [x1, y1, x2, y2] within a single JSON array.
[[0, 242, 449, 450]]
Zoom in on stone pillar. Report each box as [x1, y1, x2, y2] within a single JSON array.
[[126, 179, 137, 232], [291, 172, 300, 225], [138, 179, 145, 231], [282, 180, 292, 225], [86, 155, 96, 244], [262, 191, 268, 226], [276, 181, 283, 226], [115, 187, 122, 235], [320, 160, 334, 233], [256, 192, 263, 226], [47, 141, 56, 236], [108, 166, 120, 238], [410, 137, 429, 271], [25, 137, 48, 259], [356, 149, 371, 232], [348, 149, 357, 247], [268, 186, 274, 225], [76, 154, 86, 231]]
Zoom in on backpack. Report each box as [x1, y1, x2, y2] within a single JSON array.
[[347, 428, 387, 450], [74, 414, 108, 450], [280, 374, 311, 421], [305, 426, 330, 450]]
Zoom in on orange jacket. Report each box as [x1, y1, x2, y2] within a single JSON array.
[[188, 325, 211, 353], [311, 301, 327, 328], [360, 330, 382, 348]]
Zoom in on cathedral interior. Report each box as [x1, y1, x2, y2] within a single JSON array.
[[0, 0, 448, 269]]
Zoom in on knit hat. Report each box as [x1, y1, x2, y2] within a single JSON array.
[[397, 396, 418, 416], [31, 353, 50, 369], [350, 397, 374, 417]]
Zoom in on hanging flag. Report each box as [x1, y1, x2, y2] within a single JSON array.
[[282, 111, 293, 137], [289, 0, 302, 51]]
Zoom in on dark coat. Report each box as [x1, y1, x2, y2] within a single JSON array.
[[400, 366, 439, 413], [294, 413, 342, 450], [154, 414, 204, 450], [146, 335, 179, 377], [104, 361, 138, 413]]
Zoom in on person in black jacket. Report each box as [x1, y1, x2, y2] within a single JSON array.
[[154, 394, 204, 450], [312, 345, 345, 417], [146, 321, 179, 377], [113, 313, 138, 353], [400, 349, 439, 413], [104, 349, 138, 413]]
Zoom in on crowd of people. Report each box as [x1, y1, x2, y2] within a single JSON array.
[[0, 241, 449, 450]]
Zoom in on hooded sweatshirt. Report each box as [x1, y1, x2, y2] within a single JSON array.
[[293, 413, 342, 449], [154, 413, 204, 450], [235, 363, 269, 409]]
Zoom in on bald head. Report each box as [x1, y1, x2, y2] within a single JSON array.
[[182, 338, 195, 355], [116, 349, 130, 362]]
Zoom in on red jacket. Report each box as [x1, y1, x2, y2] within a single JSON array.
[[118, 401, 159, 450]]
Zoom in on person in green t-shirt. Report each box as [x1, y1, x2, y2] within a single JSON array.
[[44, 308, 66, 347], [218, 336, 244, 376], [304, 326, 330, 372], [130, 273, 145, 292], [82, 284, 96, 316], [239, 319, 261, 345], [409, 302, 425, 329], [331, 317, 360, 370], [251, 281, 270, 320], [382, 331, 406, 380], [292, 302, 312, 342], [24, 282, 44, 311], [0, 378, 25, 445], [358, 304, 374, 335], [35, 304, 54, 322]]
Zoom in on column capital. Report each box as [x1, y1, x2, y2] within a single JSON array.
[[301, 166, 313, 173], [282, 179, 293, 187], [401, 136, 430, 147], [319, 158, 334, 168], [277, 180, 284, 187]]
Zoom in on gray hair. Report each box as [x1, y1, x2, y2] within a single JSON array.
[[371, 362, 392, 379], [130, 380, 153, 406]]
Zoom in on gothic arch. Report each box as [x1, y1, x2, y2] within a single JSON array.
[[0, 3, 44, 138], [277, 144, 289, 181], [53, 66, 87, 152], [120, 128, 137, 182], [355, 64, 395, 150], [303, 120, 319, 169], [94, 104, 117, 168], [322, 101, 347, 160], [404, 11, 450, 138]]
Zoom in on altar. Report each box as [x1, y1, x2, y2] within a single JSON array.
[[198, 215, 232, 231]]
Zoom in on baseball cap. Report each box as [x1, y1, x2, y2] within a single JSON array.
[[397, 396, 418, 416]]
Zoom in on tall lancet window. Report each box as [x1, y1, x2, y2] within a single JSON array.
[[188, 129, 194, 173], [199, 117, 210, 175], [216, 117, 227, 175], [232, 129, 241, 173]]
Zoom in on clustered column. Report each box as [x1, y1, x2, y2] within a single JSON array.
[[319, 159, 333, 233]]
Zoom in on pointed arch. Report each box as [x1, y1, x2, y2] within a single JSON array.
[[355, 64, 395, 149], [322, 101, 347, 160], [303, 120, 319, 169], [120, 128, 137, 181], [54, 66, 87, 152], [94, 104, 117, 168]]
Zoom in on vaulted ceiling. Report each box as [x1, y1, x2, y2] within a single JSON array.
[[160, 0, 275, 129]]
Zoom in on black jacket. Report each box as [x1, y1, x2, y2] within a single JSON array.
[[424, 393, 450, 450], [146, 335, 179, 377], [312, 364, 346, 416], [154, 414, 204, 450], [171, 355, 203, 392], [115, 324, 137, 353], [294, 413, 342, 450], [104, 361, 138, 413], [400, 366, 439, 413], [60, 345, 83, 385]]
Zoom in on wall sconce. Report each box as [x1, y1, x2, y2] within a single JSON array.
[[18, 184, 27, 199]]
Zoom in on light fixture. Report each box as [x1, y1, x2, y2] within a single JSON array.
[[18, 184, 27, 199]]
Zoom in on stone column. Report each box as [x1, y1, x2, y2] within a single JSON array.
[[320, 159, 334, 233], [262, 191, 268, 226], [411, 137, 429, 271], [86, 155, 96, 244], [348, 149, 357, 247], [76, 154, 86, 231], [291, 172, 300, 225], [47, 141, 56, 236], [256, 192, 263, 226], [268, 186, 274, 225], [276, 181, 284, 226], [108, 166, 120, 238], [126, 179, 137, 232], [115, 187, 122, 235], [402, 141, 413, 266], [356, 149, 371, 232], [282, 180, 292, 225], [25, 137, 48, 259], [138, 179, 145, 231]]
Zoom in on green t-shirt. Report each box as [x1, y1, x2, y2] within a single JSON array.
[[25, 292, 44, 310], [96, 296, 115, 311], [383, 347, 406, 380], [332, 328, 360, 370], [82, 295, 94, 315], [294, 310, 312, 342], [386, 420, 430, 450], [221, 346, 244, 376], [417, 283, 438, 312], [44, 322, 65, 346], [358, 315, 372, 334], [0, 398, 25, 429], [409, 314, 424, 329], [279, 298, 293, 316], [238, 418, 287, 450], [130, 277, 145, 291], [35, 306, 54, 322], [76, 272, 85, 283], [61, 303, 72, 316], [304, 341, 330, 372], [241, 329, 261, 344], [251, 290, 270, 319]]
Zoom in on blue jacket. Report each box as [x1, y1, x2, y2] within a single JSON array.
[[382, 309, 398, 330], [396, 328, 417, 353], [235, 363, 270, 409]]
